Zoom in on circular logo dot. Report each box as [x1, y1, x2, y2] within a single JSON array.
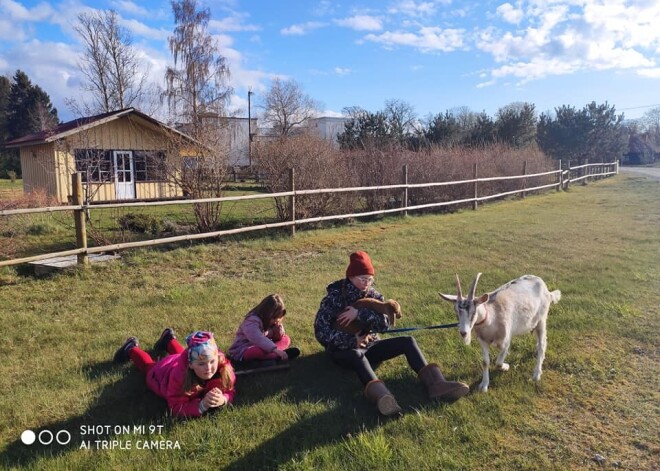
[[56, 430, 72, 445], [38, 430, 54, 445], [21, 430, 36, 445]]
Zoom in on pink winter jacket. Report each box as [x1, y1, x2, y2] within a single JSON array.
[[146, 349, 236, 418], [229, 313, 282, 361]]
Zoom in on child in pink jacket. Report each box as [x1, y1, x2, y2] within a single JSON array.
[[113, 330, 235, 418], [229, 294, 300, 363]]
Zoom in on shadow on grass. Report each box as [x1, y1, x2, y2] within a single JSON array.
[[0, 351, 468, 470], [0, 360, 171, 468], [224, 351, 465, 470]]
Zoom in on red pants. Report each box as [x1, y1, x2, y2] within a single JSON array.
[[128, 338, 184, 374], [241, 335, 291, 361]]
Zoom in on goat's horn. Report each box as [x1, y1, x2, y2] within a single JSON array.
[[455, 273, 463, 300], [468, 272, 482, 300]]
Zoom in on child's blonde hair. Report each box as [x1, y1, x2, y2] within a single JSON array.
[[249, 294, 286, 327], [182, 331, 234, 393], [183, 353, 234, 393]]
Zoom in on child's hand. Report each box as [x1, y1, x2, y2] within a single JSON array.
[[267, 323, 285, 341], [337, 306, 358, 326], [357, 333, 371, 348], [203, 388, 227, 409], [274, 348, 288, 361]]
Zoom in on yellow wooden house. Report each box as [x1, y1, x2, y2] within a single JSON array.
[[5, 108, 201, 203]]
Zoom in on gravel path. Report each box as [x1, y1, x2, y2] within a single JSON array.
[[619, 166, 660, 180]]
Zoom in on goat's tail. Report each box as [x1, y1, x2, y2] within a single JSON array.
[[549, 290, 561, 304]]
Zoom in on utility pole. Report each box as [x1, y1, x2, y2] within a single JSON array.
[[248, 90, 253, 169]]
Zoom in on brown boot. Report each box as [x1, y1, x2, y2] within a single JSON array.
[[418, 363, 469, 401], [364, 379, 402, 416]]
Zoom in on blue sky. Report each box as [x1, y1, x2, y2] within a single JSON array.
[[1, 0, 659, 123]]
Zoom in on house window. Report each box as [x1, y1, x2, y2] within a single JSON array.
[[74, 149, 112, 183], [134, 151, 167, 182]]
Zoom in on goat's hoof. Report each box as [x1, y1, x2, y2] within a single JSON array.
[[478, 384, 489, 393], [498, 363, 510, 371], [532, 373, 542, 382]]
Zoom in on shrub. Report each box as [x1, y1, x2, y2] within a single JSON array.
[[117, 213, 164, 235], [0, 189, 58, 211], [253, 133, 356, 222], [7, 170, 17, 183], [25, 222, 60, 236], [254, 137, 557, 222]]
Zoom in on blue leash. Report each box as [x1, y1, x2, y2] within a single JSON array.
[[383, 322, 458, 334]]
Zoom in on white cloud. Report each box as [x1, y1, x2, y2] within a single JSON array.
[[0, 39, 83, 115], [313, 0, 337, 17], [335, 15, 383, 32], [121, 18, 170, 41], [496, 3, 523, 24], [319, 109, 344, 118], [0, 0, 54, 22], [0, 17, 26, 41], [475, 0, 660, 85], [365, 26, 464, 52], [280, 21, 325, 36], [637, 68, 660, 78], [387, 0, 450, 18], [210, 13, 260, 33], [110, 0, 150, 17], [334, 67, 351, 75]]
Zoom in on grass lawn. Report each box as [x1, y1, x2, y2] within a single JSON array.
[[0, 178, 23, 199], [0, 183, 276, 261], [0, 174, 658, 470]]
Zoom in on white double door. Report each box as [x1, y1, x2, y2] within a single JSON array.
[[113, 150, 135, 199]]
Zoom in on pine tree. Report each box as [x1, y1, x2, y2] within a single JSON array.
[[0, 70, 59, 177]]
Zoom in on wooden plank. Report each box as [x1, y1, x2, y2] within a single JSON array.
[[233, 362, 290, 376], [29, 253, 120, 275]]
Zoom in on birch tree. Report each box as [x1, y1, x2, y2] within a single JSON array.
[[162, 0, 234, 232]]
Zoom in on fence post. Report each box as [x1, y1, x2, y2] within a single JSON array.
[[402, 164, 408, 217], [289, 168, 296, 237], [473, 162, 478, 210], [72, 172, 88, 266], [582, 158, 589, 185], [616, 160, 619, 174], [557, 160, 562, 191], [566, 160, 571, 190], [521, 160, 527, 199]]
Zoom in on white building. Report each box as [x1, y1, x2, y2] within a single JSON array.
[[304, 117, 349, 148]]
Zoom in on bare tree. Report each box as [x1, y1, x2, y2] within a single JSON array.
[[261, 78, 322, 136], [74, 10, 149, 113]]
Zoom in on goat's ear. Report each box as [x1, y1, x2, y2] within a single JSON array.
[[474, 293, 489, 305], [439, 292, 457, 302]]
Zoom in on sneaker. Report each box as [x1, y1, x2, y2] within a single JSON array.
[[153, 328, 175, 352], [284, 347, 301, 361], [113, 337, 138, 364]]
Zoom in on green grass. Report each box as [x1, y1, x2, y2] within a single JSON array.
[[0, 178, 22, 198], [0, 174, 658, 470], [0, 184, 275, 260]]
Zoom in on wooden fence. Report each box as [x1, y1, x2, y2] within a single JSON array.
[[0, 160, 619, 268]]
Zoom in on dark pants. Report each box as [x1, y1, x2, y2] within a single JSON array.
[[328, 336, 428, 385]]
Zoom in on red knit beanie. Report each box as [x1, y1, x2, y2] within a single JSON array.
[[346, 251, 375, 278]]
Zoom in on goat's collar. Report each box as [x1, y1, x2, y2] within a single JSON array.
[[473, 305, 488, 327]]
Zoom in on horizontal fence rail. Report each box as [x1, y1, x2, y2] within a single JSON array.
[[0, 160, 618, 268]]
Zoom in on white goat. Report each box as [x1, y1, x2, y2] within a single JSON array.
[[439, 273, 561, 392]]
